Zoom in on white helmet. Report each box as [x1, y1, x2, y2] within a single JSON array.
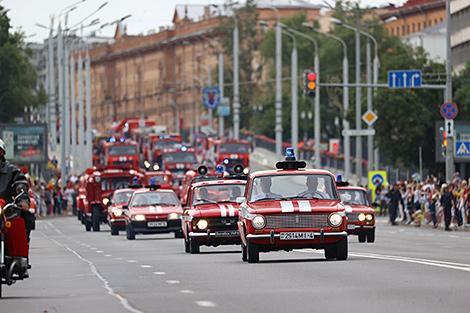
[[0, 139, 5, 154]]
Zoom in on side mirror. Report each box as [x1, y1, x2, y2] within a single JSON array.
[[122, 204, 129, 210], [236, 196, 245, 204]]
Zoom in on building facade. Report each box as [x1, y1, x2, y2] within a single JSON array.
[[451, 0, 470, 74]]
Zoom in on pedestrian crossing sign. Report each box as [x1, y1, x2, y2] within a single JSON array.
[[456, 141, 470, 157]]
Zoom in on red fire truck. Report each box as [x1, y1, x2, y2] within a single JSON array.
[[207, 139, 250, 174], [151, 134, 182, 167], [102, 138, 140, 169], [80, 165, 144, 232], [161, 146, 196, 177]]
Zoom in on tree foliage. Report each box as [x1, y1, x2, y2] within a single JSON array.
[[0, 6, 45, 123]]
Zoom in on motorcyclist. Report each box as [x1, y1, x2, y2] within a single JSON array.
[[0, 138, 31, 277]]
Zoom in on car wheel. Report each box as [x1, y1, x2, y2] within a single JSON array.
[[324, 246, 336, 259], [247, 240, 259, 263], [358, 233, 366, 243], [335, 237, 348, 260], [189, 238, 200, 254], [110, 225, 119, 236], [174, 229, 184, 238], [126, 224, 135, 240], [92, 206, 100, 232], [367, 229, 375, 243], [241, 242, 247, 262]]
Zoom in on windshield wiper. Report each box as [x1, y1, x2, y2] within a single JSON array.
[[194, 199, 218, 205], [251, 197, 281, 203]]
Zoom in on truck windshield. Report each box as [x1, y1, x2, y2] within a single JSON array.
[[164, 152, 195, 163], [101, 177, 131, 190], [107, 145, 137, 156], [219, 143, 248, 153]]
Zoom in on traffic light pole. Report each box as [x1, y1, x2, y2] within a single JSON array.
[[445, 0, 454, 183]]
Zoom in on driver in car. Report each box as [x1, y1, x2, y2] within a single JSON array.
[[253, 177, 281, 201], [297, 176, 329, 199]]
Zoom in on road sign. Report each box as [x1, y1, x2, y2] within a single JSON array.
[[440, 102, 458, 119], [456, 142, 470, 157], [217, 97, 230, 116], [202, 87, 220, 109], [388, 70, 422, 88], [342, 129, 376, 137], [362, 110, 378, 126], [368, 171, 387, 203], [445, 119, 454, 137]]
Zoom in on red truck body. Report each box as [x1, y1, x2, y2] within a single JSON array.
[[102, 139, 140, 169]]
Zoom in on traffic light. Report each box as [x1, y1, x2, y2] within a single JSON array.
[[304, 71, 317, 98], [440, 126, 447, 157]]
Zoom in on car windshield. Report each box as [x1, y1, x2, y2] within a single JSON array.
[[219, 143, 248, 153], [164, 152, 195, 163], [154, 140, 179, 150], [107, 145, 137, 156], [147, 175, 169, 183], [101, 176, 131, 190], [130, 192, 180, 207], [112, 191, 134, 204], [249, 174, 338, 203], [192, 184, 246, 205], [338, 189, 370, 206]]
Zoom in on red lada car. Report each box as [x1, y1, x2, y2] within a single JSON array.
[[238, 148, 348, 263], [337, 182, 375, 243], [182, 179, 247, 254], [107, 188, 138, 236], [123, 186, 183, 240]]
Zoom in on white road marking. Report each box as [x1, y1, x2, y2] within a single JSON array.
[[180, 290, 195, 294], [166, 280, 180, 284], [104, 255, 112, 257], [96, 251, 104, 253], [153, 272, 166, 275], [196, 301, 217, 307], [127, 260, 137, 263], [141, 265, 152, 268]]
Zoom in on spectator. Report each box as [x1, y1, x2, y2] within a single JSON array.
[[428, 193, 438, 228], [440, 184, 453, 231], [387, 183, 404, 226]]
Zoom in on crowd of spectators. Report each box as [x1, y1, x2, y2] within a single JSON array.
[[373, 172, 469, 231]]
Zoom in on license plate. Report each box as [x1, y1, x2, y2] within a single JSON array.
[[215, 230, 239, 238], [347, 224, 355, 230], [148, 221, 167, 227], [280, 232, 314, 240]]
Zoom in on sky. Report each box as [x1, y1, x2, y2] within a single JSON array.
[[1, 0, 407, 43]]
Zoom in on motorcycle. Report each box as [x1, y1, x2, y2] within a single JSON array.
[[0, 191, 30, 298]]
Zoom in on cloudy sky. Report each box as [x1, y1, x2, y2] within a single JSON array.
[[2, 0, 406, 42]]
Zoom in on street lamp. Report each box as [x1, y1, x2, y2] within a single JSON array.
[[280, 28, 298, 155], [279, 23, 320, 168], [303, 22, 351, 181]]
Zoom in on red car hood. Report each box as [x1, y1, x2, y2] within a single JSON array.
[[189, 203, 239, 218], [247, 199, 343, 214]]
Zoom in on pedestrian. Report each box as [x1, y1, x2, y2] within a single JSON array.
[[71, 183, 79, 216], [44, 186, 52, 215], [440, 184, 453, 231], [387, 183, 404, 226], [61, 186, 68, 215], [52, 186, 61, 215], [428, 193, 438, 228]]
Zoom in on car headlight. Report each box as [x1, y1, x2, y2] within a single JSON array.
[[114, 209, 123, 217], [103, 198, 109, 205], [133, 214, 146, 221], [169, 212, 181, 220], [243, 167, 250, 175], [0, 207, 3, 214], [95, 176, 101, 182], [328, 213, 343, 227], [358, 213, 366, 221], [196, 219, 208, 230], [365, 214, 374, 221], [252, 215, 266, 230]]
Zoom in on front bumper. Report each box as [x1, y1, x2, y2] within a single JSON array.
[[347, 224, 375, 235], [189, 229, 241, 244], [129, 220, 182, 234]]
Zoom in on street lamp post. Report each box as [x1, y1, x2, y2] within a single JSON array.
[[304, 23, 350, 181], [280, 28, 298, 155], [233, 16, 240, 140]]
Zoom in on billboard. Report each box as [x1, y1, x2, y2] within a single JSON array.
[[0, 124, 48, 164]]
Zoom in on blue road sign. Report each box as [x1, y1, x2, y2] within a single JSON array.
[[202, 87, 221, 109], [388, 70, 422, 88], [456, 142, 470, 157], [441, 102, 458, 119]]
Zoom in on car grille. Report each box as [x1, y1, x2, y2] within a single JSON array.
[[226, 158, 244, 165], [113, 161, 132, 166], [193, 218, 238, 231], [347, 212, 360, 222], [265, 214, 330, 229]]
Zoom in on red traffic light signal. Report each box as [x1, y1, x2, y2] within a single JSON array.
[[304, 71, 317, 98]]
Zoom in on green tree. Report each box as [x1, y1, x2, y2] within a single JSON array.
[[453, 61, 470, 120], [0, 6, 46, 123]]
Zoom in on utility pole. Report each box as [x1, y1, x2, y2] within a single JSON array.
[[445, 0, 454, 182]]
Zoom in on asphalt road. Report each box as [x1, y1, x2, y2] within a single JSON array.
[[1, 214, 470, 313]]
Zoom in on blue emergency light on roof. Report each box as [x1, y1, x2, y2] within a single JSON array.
[[285, 148, 295, 160], [120, 138, 125, 142], [223, 159, 230, 165], [159, 135, 163, 139], [133, 177, 139, 184], [337, 174, 342, 182], [110, 137, 116, 143], [216, 165, 224, 174], [150, 177, 156, 184], [275, 148, 306, 170], [181, 145, 188, 152], [335, 174, 349, 186], [125, 122, 129, 127]]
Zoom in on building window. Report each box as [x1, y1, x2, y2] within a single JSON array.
[[417, 22, 421, 31], [407, 24, 410, 35], [412, 23, 415, 33]]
